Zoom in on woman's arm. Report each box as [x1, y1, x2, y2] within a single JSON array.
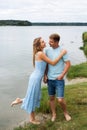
[[40, 49, 67, 65]]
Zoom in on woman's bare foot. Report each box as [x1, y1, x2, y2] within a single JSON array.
[[11, 98, 22, 107], [29, 119, 40, 125]]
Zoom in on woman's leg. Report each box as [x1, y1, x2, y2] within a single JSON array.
[[29, 112, 40, 125], [11, 98, 23, 106]]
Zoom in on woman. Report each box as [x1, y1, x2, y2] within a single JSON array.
[[11, 37, 66, 125]]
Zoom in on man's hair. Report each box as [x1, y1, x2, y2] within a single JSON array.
[[49, 33, 60, 42]]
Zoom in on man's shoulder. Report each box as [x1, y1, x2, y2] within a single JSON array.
[[58, 46, 66, 51]]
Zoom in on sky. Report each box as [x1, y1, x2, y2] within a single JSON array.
[[0, 0, 87, 22]]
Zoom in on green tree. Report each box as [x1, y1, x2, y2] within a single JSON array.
[[81, 32, 87, 61]]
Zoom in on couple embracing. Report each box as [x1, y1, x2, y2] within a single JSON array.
[[11, 33, 71, 124]]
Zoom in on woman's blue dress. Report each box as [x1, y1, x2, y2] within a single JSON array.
[[21, 61, 46, 114]]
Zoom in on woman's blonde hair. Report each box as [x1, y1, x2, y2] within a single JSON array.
[[33, 37, 42, 66]]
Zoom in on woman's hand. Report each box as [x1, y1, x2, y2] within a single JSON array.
[[43, 74, 48, 83]]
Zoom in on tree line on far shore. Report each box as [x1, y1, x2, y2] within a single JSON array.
[[0, 20, 87, 26], [0, 20, 32, 26]]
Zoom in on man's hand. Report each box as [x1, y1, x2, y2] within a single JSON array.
[[56, 73, 64, 80]]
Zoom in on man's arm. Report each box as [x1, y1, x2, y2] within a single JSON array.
[[57, 60, 71, 80]]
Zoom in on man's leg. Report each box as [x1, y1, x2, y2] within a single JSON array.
[[57, 98, 71, 121], [56, 80, 71, 121], [49, 96, 56, 121]]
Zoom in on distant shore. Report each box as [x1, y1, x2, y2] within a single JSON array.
[[0, 20, 87, 26]]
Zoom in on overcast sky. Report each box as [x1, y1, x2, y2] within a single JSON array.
[[0, 0, 87, 22]]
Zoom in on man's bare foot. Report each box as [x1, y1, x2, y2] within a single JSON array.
[[64, 113, 71, 121], [29, 120, 40, 125], [11, 98, 22, 107], [51, 114, 56, 122]]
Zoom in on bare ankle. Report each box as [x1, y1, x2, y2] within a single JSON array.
[[51, 113, 56, 122], [64, 112, 71, 121], [11, 98, 22, 107], [52, 113, 56, 117]]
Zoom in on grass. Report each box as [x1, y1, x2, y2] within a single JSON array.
[[67, 62, 87, 79], [14, 82, 87, 130]]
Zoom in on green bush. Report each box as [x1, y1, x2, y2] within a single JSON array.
[[81, 32, 87, 59], [84, 45, 87, 58], [67, 62, 87, 79], [82, 32, 87, 45]]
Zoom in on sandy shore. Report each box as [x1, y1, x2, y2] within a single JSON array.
[[66, 77, 87, 85]]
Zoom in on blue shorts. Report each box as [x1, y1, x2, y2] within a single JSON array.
[[47, 79, 65, 98]]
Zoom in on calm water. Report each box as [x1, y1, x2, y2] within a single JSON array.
[[0, 26, 87, 130]]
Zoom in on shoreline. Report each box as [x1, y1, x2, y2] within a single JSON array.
[[66, 77, 87, 85], [16, 78, 87, 128]]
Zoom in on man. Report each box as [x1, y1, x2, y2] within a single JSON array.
[[44, 33, 71, 122]]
